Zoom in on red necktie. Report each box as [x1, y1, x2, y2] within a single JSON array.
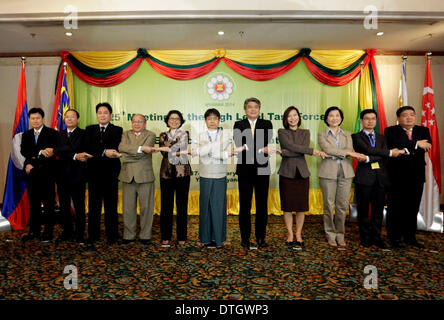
[[406, 129, 412, 140]]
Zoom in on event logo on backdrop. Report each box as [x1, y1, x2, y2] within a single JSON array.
[[205, 72, 235, 101]]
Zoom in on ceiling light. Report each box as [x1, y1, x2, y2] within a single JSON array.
[[376, 32, 384, 36], [65, 32, 73, 37], [218, 31, 224, 36]]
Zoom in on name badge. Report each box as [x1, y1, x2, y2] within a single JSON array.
[[371, 162, 380, 170]]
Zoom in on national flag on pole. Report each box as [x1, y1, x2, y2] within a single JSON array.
[[398, 57, 408, 108], [418, 56, 442, 233], [51, 64, 70, 131], [1, 60, 30, 230]]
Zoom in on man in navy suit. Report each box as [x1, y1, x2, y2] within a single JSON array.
[[352, 109, 404, 249], [385, 106, 432, 249], [20, 107, 57, 242], [54, 109, 92, 243], [84, 103, 123, 245], [233, 97, 275, 249]]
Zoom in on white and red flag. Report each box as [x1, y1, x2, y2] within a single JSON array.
[[418, 56, 443, 233]]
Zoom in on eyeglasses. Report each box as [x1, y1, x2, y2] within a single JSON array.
[[132, 120, 145, 124], [169, 117, 181, 121]]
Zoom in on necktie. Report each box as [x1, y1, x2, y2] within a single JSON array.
[[368, 133, 375, 147], [34, 131, 39, 144], [67, 131, 71, 138], [251, 122, 255, 137], [100, 126, 105, 143], [406, 129, 412, 140]]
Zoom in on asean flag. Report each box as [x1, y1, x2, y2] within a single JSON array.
[[1, 61, 30, 230]]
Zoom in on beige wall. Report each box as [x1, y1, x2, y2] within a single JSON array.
[[0, 55, 443, 203]]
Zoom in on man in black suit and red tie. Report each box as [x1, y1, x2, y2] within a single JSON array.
[[84, 103, 123, 245], [385, 106, 432, 249], [20, 107, 57, 242], [233, 97, 275, 249], [352, 109, 405, 249], [54, 109, 92, 243]]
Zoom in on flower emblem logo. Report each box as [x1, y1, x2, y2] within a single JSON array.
[[206, 73, 234, 100]]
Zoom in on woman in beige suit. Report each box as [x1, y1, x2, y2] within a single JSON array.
[[278, 106, 326, 248], [318, 106, 366, 247]]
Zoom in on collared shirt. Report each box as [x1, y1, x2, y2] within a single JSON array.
[[327, 127, 343, 163], [401, 126, 416, 154], [327, 127, 343, 147], [100, 123, 109, 131], [67, 127, 76, 136]]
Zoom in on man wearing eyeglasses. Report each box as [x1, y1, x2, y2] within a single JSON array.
[[118, 114, 157, 246]]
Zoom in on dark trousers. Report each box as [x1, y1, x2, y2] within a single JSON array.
[[160, 176, 190, 241], [238, 174, 270, 243], [355, 182, 386, 243], [26, 171, 55, 236], [88, 176, 119, 241], [387, 181, 424, 243], [58, 180, 86, 240]]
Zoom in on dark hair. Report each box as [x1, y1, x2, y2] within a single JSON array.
[[65, 109, 80, 118], [282, 106, 302, 129], [244, 97, 261, 109], [96, 102, 112, 114], [324, 106, 344, 126], [28, 107, 44, 118], [164, 110, 185, 128], [204, 108, 220, 119], [360, 109, 377, 119], [396, 106, 416, 117]]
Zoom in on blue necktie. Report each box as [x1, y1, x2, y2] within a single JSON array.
[[368, 133, 375, 147]]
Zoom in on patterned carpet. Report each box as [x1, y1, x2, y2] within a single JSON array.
[[0, 215, 442, 300]]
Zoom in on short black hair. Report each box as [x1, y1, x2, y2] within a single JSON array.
[[204, 108, 220, 119], [282, 106, 302, 129], [244, 97, 261, 109], [324, 106, 344, 126], [360, 109, 377, 119], [396, 106, 416, 117], [65, 109, 80, 118], [96, 102, 112, 114], [164, 110, 185, 128], [28, 107, 44, 118]]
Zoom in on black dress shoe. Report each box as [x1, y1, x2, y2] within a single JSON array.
[[390, 240, 406, 249], [22, 233, 39, 242], [75, 237, 85, 245], [107, 238, 118, 245], [373, 239, 388, 249], [241, 241, 250, 249], [40, 233, 53, 242], [204, 241, 217, 248], [139, 239, 151, 246], [285, 241, 295, 246], [294, 241, 304, 247], [405, 240, 425, 249], [57, 233, 73, 242], [122, 239, 135, 245], [257, 240, 268, 248], [360, 241, 372, 248], [86, 238, 98, 246]]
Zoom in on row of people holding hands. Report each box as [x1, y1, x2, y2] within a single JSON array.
[[20, 98, 431, 251]]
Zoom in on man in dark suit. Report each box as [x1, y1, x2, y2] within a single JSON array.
[[20, 107, 57, 242], [385, 106, 432, 249], [54, 109, 92, 243], [352, 109, 404, 249], [233, 97, 274, 249], [84, 103, 123, 245]]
